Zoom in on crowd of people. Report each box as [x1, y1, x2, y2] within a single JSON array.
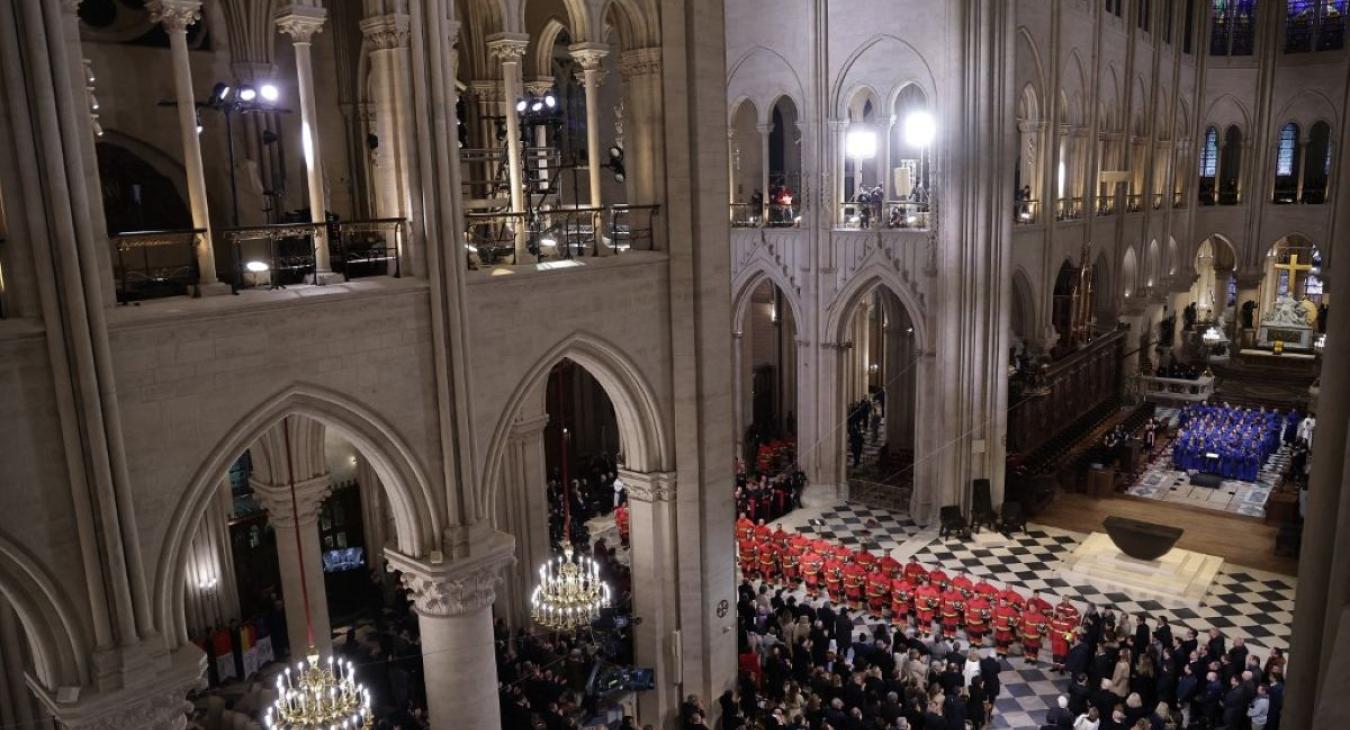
[[547, 452, 624, 548], [723, 522, 1286, 730], [735, 438, 807, 525], [1170, 404, 1296, 482]]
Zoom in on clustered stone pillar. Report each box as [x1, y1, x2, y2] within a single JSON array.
[[758, 122, 773, 220], [249, 417, 334, 657], [183, 478, 242, 636], [493, 404, 551, 629], [618, 470, 680, 722], [618, 47, 664, 210], [570, 43, 609, 209], [386, 538, 515, 730], [487, 34, 530, 262], [276, 3, 333, 276], [360, 10, 414, 224], [148, 0, 219, 288]]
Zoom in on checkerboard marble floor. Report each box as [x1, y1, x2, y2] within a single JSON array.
[[1126, 445, 1288, 518], [760, 501, 1296, 729]]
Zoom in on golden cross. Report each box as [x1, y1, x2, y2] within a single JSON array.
[[1274, 253, 1313, 294]]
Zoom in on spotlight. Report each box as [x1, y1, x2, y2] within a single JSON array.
[[845, 128, 877, 159], [259, 83, 279, 102], [245, 260, 270, 273], [531, 100, 543, 112], [903, 110, 937, 148], [238, 85, 258, 102], [544, 93, 557, 108], [516, 99, 528, 113], [209, 82, 231, 105], [540, 237, 558, 248]]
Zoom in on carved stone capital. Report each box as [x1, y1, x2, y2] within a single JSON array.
[[757, 123, 775, 135], [486, 34, 530, 64], [618, 47, 661, 79], [524, 78, 556, 97], [275, 4, 327, 43], [385, 534, 516, 618], [569, 42, 610, 72], [617, 469, 677, 503], [360, 13, 410, 50], [469, 80, 502, 103], [147, 0, 202, 33], [73, 691, 192, 730], [249, 475, 333, 527], [61, 0, 83, 15], [508, 413, 550, 442]]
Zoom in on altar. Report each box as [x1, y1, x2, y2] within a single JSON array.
[[1256, 294, 1317, 350], [1058, 518, 1223, 609]]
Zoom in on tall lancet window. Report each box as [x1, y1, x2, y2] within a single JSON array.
[[1274, 122, 1300, 203], [1199, 126, 1219, 204], [1212, 0, 1258, 55]]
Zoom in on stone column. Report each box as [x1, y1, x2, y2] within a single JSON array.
[[758, 122, 773, 220], [618, 47, 664, 214], [275, 4, 334, 277], [252, 474, 333, 657], [618, 470, 681, 724], [355, 456, 389, 575], [571, 43, 609, 208], [249, 416, 334, 657], [487, 35, 530, 261], [493, 406, 550, 629], [148, 0, 220, 289], [386, 538, 515, 730], [183, 478, 242, 637], [732, 331, 744, 460], [831, 119, 847, 224], [883, 116, 895, 201], [360, 11, 414, 222]]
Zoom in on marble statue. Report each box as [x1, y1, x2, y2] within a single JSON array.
[[1263, 294, 1310, 328]]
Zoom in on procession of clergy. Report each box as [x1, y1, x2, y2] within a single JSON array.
[[1169, 402, 1313, 482], [735, 519, 1080, 668]]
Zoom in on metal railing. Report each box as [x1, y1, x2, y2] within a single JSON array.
[[111, 228, 205, 303], [837, 200, 930, 230], [1015, 199, 1040, 224], [729, 203, 759, 227], [1055, 197, 1084, 221], [1151, 193, 1165, 210], [223, 221, 322, 292], [333, 218, 405, 280], [730, 203, 800, 228], [1125, 194, 1143, 213], [1096, 194, 1118, 215], [465, 204, 660, 267]]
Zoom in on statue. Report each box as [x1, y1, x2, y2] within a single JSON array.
[[1241, 300, 1257, 329], [1297, 297, 1318, 327], [1263, 294, 1310, 328], [1183, 302, 1198, 330]]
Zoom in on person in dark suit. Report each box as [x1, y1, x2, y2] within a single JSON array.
[[1068, 674, 1092, 716], [1206, 628, 1226, 663], [979, 650, 1002, 701], [1066, 636, 1092, 680], [1044, 695, 1074, 728], [1091, 678, 1119, 719]]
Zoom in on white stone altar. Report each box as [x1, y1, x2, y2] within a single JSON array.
[[1257, 295, 1316, 350], [1058, 532, 1224, 609]]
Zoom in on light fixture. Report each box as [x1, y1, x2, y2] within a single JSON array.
[[516, 98, 528, 113], [238, 85, 258, 102], [1202, 326, 1222, 347], [260, 83, 280, 102], [245, 260, 270, 273], [845, 128, 878, 159], [539, 237, 558, 249], [531, 100, 544, 112], [529, 368, 611, 631], [267, 424, 374, 729], [903, 110, 937, 148], [544, 93, 557, 109], [209, 82, 231, 105]]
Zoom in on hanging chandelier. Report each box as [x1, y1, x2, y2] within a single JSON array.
[[529, 363, 611, 631], [530, 542, 611, 630], [266, 421, 375, 729]]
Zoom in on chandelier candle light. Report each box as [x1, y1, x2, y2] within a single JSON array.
[[267, 423, 374, 729], [530, 366, 612, 630]]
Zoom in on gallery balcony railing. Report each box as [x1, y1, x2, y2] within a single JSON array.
[[729, 203, 759, 228], [1014, 199, 1040, 224], [111, 228, 205, 303], [223, 221, 323, 292], [1124, 194, 1143, 213], [1096, 194, 1118, 215], [332, 218, 406, 280], [1055, 197, 1084, 221], [465, 204, 660, 267], [730, 203, 801, 228], [836, 200, 930, 231], [1152, 193, 1165, 210], [1173, 191, 1185, 209]]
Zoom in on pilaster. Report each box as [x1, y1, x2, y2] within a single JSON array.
[[617, 470, 680, 722]]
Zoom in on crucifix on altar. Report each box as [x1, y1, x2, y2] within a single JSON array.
[[1275, 252, 1313, 299]]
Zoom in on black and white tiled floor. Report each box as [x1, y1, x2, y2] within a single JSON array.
[[759, 501, 1297, 729]]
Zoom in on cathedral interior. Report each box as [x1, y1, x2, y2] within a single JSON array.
[[0, 0, 1348, 728]]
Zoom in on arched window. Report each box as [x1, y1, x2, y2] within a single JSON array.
[[1139, 0, 1153, 29], [1274, 122, 1300, 203], [1303, 120, 1333, 203], [1199, 126, 1219, 204], [1212, 0, 1258, 55], [1285, 0, 1347, 52], [1219, 126, 1243, 204]]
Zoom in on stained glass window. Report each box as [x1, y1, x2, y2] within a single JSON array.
[[1200, 127, 1219, 177], [1213, 0, 1258, 55], [1287, 0, 1347, 51], [1276, 123, 1298, 176]]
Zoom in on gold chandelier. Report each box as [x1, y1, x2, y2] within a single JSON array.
[[530, 542, 611, 630], [266, 421, 375, 728], [529, 364, 611, 631]]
